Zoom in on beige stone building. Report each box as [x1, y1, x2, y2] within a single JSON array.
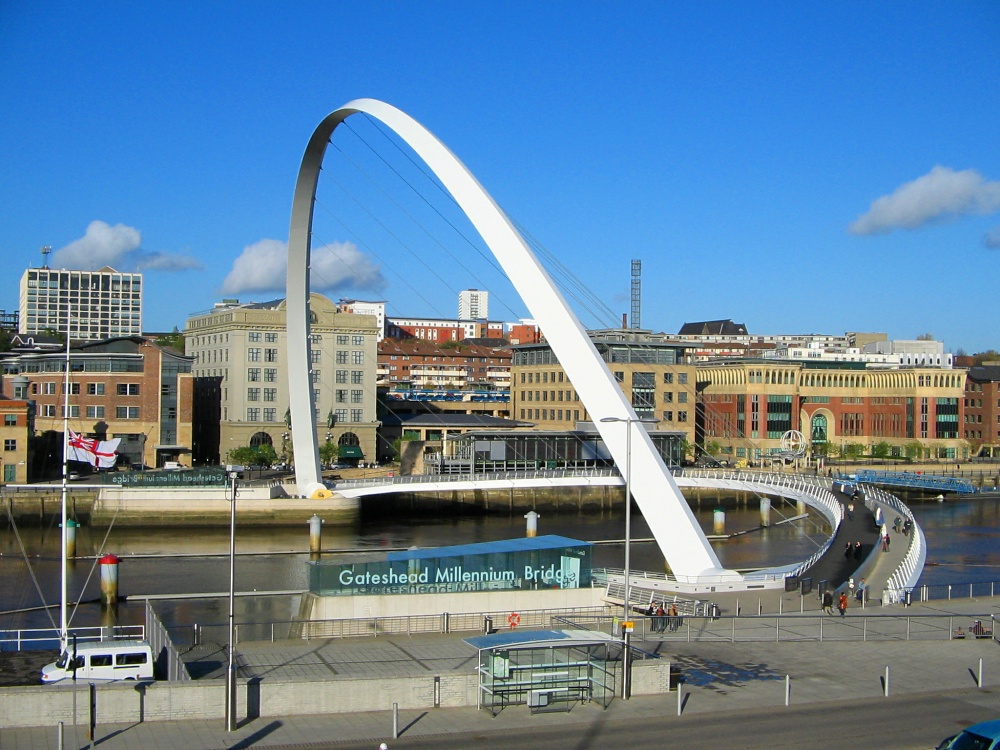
[[184, 294, 380, 465], [510, 329, 698, 447]]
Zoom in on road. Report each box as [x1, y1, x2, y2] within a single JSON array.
[[331, 689, 995, 749]]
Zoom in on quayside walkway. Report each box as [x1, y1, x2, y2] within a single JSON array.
[[3, 596, 997, 749]]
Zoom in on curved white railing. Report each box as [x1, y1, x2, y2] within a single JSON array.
[[861, 483, 927, 603]]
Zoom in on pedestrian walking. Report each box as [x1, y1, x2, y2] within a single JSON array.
[[847, 501, 855, 521], [822, 590, 834, 615], [845, 542, 852, 558], [667, 603, 680, 632], [838, 592, 848, 617], [853, 541, 863, 559]]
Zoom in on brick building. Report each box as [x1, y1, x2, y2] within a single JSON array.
[[0, 336, 193, 473], [0, 395, 31, 483], [377, 339, 511, 395], [964, 364, 1000, 457], [696, 360, 967, 462]]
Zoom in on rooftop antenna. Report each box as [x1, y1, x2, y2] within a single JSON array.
[[630, 259, 641, 329], [40, 245, 52, 269]]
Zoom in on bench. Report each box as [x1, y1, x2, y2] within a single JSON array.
[[971, 622, 993, 639]]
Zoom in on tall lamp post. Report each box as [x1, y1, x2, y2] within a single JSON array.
[[600, 415, 657, 702], [600, 416, 658, 621], [225, 470, 238, 732]]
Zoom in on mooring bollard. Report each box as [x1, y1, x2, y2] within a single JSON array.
[[884, 665, 890, 697], [677, 680, 683, 716], [64, 519, 79, 559], [979, 658, 984, 688], [523, 510, 539, 538], [57, 721, 64, 750], [307, 514, 323, 555], [713, 508, 725, 535], [392, 702, 399, 738], [785, 675, 790, 706], [99, 554, 121, 605]]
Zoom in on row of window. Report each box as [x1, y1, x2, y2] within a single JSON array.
[[245, 408, 364, 422], [516, 408, 689, 423], [38, 405, 139, 419], [31, 382, 139, 396]]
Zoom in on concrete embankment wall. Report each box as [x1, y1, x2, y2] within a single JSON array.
[[0, 661, 672, 728], [2, 486, 359, 526]]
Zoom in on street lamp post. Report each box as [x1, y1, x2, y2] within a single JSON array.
[[225, 470, 238, 732], [600, 416, 657, 622]]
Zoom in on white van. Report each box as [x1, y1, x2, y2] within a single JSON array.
[[41, 640, 154, 683]]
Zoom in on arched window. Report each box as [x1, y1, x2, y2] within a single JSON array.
[[811, 414, 828, 444], [250, 431, 273, 447], [338, 431, 360, 447]]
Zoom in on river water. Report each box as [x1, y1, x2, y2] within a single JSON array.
[[2, 492, 998, 636]]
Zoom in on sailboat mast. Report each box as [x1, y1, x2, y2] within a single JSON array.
[[60, 312, 71, 649]]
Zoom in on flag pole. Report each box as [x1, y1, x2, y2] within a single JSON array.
[[60, 312, 71, 652]]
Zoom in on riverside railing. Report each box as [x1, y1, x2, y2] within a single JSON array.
[[0, 624, 145, 651], [164, 605, 614, 646], [861, 484, 927, 604], [553, 612, 997, 644]]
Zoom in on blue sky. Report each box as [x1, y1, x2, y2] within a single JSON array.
[[2, 2, 998, 352]]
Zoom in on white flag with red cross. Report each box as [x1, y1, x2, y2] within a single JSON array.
[[67, 429, 120, 469]]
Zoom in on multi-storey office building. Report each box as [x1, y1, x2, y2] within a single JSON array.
[[510, 329, 698, 446], [19, 266, 142, 340], [696, 360, 968, 462], [964, 365, 1000, 457], [185, 294, 380, 465], [0, 336, 193, 472], [386, 316, 505, 343]]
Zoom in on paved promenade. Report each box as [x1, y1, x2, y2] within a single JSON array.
[[4, 596, 998, 749]]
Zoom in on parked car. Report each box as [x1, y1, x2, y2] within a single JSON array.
[[937, 719, 1000, 750]]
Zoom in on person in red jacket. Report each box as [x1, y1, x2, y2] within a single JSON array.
[[837, 592, 849, 617]]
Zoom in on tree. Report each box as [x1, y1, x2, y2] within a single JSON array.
[[704, 440, 723, 458], [872, 441, 892, 459], [904, 441, 924, 461], [319, 440, 339, 466], [391, 435, 418, 460], [843, 443, 865, 460], [228, 446, 258, 466], [155, 326, 185, 352]]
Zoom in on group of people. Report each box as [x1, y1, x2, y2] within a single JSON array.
[[646, 601, 682, 633], [892, 515, 913, 536], [843, 541, 864, 559], [822, 590, 851, 616]]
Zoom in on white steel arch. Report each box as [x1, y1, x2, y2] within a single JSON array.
[[286, 98, 737, 580]]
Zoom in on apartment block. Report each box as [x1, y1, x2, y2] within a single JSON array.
[[19, 266, 142, 340]]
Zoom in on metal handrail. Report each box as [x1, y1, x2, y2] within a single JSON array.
[[0, 624, 145, 651]]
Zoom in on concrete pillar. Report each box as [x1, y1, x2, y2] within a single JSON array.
[[524, 510, 540, 537], [713, 508, 726, 535], [759, 497, 771, 527], [797, 498, 807, 516], [99, 554, 120, 606]]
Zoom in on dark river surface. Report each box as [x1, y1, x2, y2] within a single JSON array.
[[2, 491, 998, 636]]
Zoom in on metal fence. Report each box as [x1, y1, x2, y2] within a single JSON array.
[[145, 602, 190, 681], [554, 613, 997, 644], [886, 580, 1000, 605], [0, 624, 145, 652], [165, 606, 614, 647]]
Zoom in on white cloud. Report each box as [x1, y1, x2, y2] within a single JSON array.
[[849, 166, 1000, 235], [50, 220, 201, 272], [220, 239, 385, 296], [985, 226, 1000, 250], [51, 220, 141, 268]]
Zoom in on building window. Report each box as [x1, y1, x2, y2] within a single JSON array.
[[265, 332, 277, 343], [87, 383, 105, 395], [336, 369, 348, 383], [352, 335, 364, 346], [336, 389, 348, 403], [351, 390, 363, 403], [662, 410, 673, 421], [264, 368, 277, 382], [351, 370, 364, 384], [248, 348, 261, 362], [310, 350, 321, 364], [663, 373, 674, 384], [336, 351, 348, 365], [117, 385, 139, 398], [663, 392, 673, 403], [678, 391, 688, 404], [263, 408, 276, 422], [62, 405, 80, 418], [351, 409, 363, 422], [246, 408, 260, 421], [335, 408, 348, 423], [86, 406, 105, 419], [4, 415, 16, 426], [247, 388, 260, 401], [352, 351, 364, 365], [43, 404, 56, 417], [248, 368, 261, 382], [115, 406, 140, 419], [678, 372, 688, 384], [3, 439, 15, 451], [337, 335, 349, 345], [264, 388, 276, 402], [677, 411, 688, 422], [265, 348, 278, 362], [249, 332, 261, 342]]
